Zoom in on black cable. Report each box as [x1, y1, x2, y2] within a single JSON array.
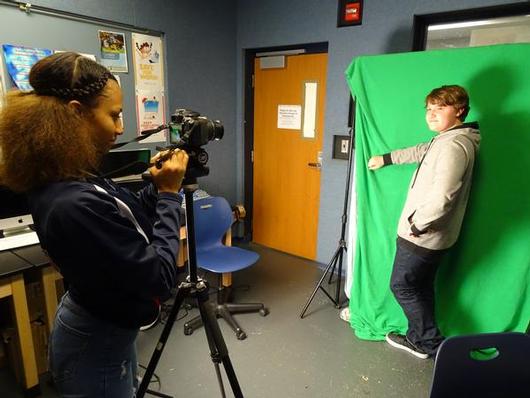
[[158, 303, 190, 325], [99, 160, 148, 179]]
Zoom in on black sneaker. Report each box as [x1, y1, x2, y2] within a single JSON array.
[[385, 332, 429, 359]]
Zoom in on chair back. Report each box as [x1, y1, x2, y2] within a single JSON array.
[[192, 196, 233, 252], [430, 332, 530, 398]]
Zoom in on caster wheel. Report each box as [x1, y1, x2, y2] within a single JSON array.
[[184, 325, 194, 336], [259, 308, 269, 316], [236, 330, 247, 340]]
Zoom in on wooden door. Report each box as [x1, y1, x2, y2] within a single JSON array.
[[252, 53, 327, 260]]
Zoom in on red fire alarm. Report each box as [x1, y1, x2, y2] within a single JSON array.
[[338, 0, 363, 27]]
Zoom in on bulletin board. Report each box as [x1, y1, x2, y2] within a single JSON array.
[[0, 3, 168, 150]]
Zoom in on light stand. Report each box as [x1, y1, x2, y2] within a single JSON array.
[[137, 178, 243, 398], [299, 127, 354, 318]]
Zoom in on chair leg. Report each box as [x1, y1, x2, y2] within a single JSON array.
[[225, 302, 266, 314], [217, 304, 247, 340], [183, 313, 204, 336], [183, 296, 269, 340]]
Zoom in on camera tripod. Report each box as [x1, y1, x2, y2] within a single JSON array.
[[137, 179, 243, 398]]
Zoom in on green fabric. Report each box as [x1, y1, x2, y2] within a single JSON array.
[[345, 44, 530, 341]]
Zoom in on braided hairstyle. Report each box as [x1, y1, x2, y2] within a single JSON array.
[[30, 52, 116, 105], [0, 52, 118, 192]]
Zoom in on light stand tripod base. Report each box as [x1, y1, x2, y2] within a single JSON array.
[[299, 241, 347, 318]]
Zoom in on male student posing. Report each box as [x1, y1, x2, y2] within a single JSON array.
[[368, 85, 480, 359]]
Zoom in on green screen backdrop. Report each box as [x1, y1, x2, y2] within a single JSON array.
[[345, 43, 530, 341]]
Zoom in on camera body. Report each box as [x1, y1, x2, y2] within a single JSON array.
[[168, 109, 224, 180], [169, 109, 223, 148]]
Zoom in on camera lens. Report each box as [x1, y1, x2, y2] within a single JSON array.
[[209, 120, 224, 141]]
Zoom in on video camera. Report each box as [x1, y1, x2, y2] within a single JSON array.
[[156, 109, 224, 179], [169, 109, 224, 148], [105, 109, 223, 181]]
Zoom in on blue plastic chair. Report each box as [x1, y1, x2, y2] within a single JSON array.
[[183, 196, 268, 340], [430, 332, 530, 398]]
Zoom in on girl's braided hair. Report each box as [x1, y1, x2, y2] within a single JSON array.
[[0, 52, 117, 192], [30, 52, 116, 104]]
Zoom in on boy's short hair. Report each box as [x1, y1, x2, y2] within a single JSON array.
[[425, 85, 470, 121]]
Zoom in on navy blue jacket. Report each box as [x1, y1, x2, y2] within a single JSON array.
[[28, 177, 182, 329]]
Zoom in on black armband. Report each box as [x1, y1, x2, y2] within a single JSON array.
[[383, 153, 393, 166]]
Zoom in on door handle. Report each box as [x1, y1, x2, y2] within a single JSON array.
[[307, 162, 322, 169]]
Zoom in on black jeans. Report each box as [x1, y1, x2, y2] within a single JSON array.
[[390, 239, 446, 355]]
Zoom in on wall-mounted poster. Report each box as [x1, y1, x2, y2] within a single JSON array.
[[2, 44, 52, 91], [98, 30, 128, 72], [132, 33, 164, 90], [136, 90, 165, 142]]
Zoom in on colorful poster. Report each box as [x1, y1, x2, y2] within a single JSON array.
[[2, 44, 52, 91], [98, 30, 128, 72], [132, 33, 164, 90], [136, 90, 165, 142]]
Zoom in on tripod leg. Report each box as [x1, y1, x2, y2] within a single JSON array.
[[334, 249, 344, 308], [328, 251, 339, 284], [299, 246, 343, 318], [213, 362, 227, 398], [328, 241, 345, 286], [198, 298, 244, 398], [137, 285, 190, 398]]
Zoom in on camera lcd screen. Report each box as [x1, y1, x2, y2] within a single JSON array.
[[169, 125, 181, 145]]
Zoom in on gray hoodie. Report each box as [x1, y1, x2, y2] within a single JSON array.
[[385, 122, 481, 250]]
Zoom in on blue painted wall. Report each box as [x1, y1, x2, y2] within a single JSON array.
[[3, 0, 526, 263]]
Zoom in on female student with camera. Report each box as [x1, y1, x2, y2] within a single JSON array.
[[0, 52, 188, 397]]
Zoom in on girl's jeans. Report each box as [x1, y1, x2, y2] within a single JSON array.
[[49, 292, 139, 398]]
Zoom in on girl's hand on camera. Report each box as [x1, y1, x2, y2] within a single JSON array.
[[149, 149, 189, 193]]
